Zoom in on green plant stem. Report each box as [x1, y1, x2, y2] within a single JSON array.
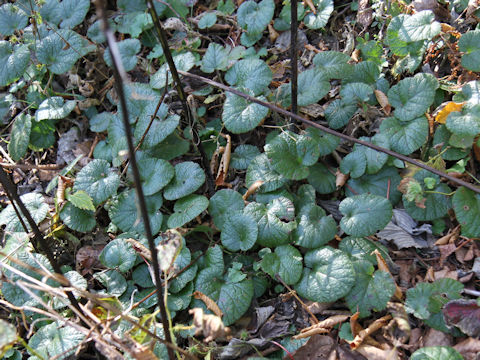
[[146, 0, 215, 196], [177, 70, 480, 195], [95, 3, 175, 360]]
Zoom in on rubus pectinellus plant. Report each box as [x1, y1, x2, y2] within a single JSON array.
[[1, 0, 480, 359]]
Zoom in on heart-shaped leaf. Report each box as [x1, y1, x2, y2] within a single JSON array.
[[222, 89, 269, 133], [313, 51, 353, 79], [221, 211, 258, 251], [99, 238, 136, 273], [164, 161, 205, 200], [265, 131, 319, 180], [260, 245, 303, 284], [169, 246, 198, 293], [446, 104, 480, 137], [230, 144, 261, 170], [246, 153, 288, 193], [225, 59, 272, 96], [237, 0, 274, 34], [0, 42, 30, 87], [325, 99, 358, 129], [0, 193, 49, 232], [293, 203, 337, 248], [277, 69, 330, 107], [74, 159, 120, 206], [244, 197, 296, 247], [398, 10, 441, 42], [167, 194, 209, 228], [133, 157, 174, 196], [150, 52, 196, 89], [296, 246, 355, 302], [36, 96, 76, 121], [209, 189, 245, 230], [201, 43, 229, 73], [60, 202, 96, 233], [0, 4, 29, 36], [340, 194, 393, 237], [380, 116, 429, 155], [104, 38, 141, 72], [453, 187, 480, 237], [459, 30, 480, 72], [57, 0, 90, 29], [304, 0, 333, 29], [66, 190, 95, 211], [307, 163, 336, 194]]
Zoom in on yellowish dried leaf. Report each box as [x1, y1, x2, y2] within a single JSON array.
[[434, 102, 464, 124]]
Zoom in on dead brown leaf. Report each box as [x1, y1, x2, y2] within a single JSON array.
[[356, 0, 373, 28], [454, 338, 480, 360], [193, 291, 223, 318], [189, 308, 230, 343], [76, 245, 105, 275], [290, 334, 335, 359]]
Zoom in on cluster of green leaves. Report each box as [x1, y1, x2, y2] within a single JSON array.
[[1, 0, 480, 358]]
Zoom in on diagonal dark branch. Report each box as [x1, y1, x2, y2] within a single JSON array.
[[146, 0, 215, 196], [177, 70, 480, 194], [0, 166, 86, 319], [95, 3, 175, 359]]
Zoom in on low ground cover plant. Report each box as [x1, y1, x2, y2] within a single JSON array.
[[1, 0, 480, 358]]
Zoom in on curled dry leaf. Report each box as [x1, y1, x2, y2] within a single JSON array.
[[216, 134, 232, 187], [193, 290, 223, 318], [374, 90, 391, 115], [435, 224, 460, 245], [189, 308, 231, 343], [294, 314, 349, 339], [356, 0, 373, 28], [76, 245, 105, 275], [373, 249, 403, 300], [267, 23, 279, 43], [243, 180, 264, 200], [356, 344, 399, 360], [335, 169, 349, 188], [350, 314, 392, 349]]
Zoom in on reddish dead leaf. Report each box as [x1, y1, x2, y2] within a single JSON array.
[[290, 335, 335, 359], [443, 299, 480, 337], [76, 245, 105, 275], [454, 338, 480, 360], [438, 243, 457, 265]]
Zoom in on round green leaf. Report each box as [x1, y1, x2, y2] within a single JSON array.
[[93, 269, 128, 297], [313, 51, 353, 79], [134, 157, 174, 196], [230, 144, 261, 170], [8, 113, 31, 162], [28, 322, 85, 359], [66, 190, 95, 211], [246, 153, 288, 193], [278, 69, 330, 107], [134, 105, 180, 148], [104, 38, 141, 72], [260, 245, 303, 284], [168, 281, 193, 312], [226, 59, 272, 96], [201, 43, 229, 73], [386, 14, 425, 56], [221, 211, 258, 251], [89, 112, 113, 133], [108, 190, 163, 235], [304, 0, 333, 29], [60, 202, 96, 232], [36, 96, 76, 121], [410, 347, 463, 360], [296, 246, 355, 302], [0, 4, 29, 36], [237, 0, 274, 34], [459, 30, 480, 72], [307, 163, 336, 194], [150, 52, 196, 89], [453, 187, 480, 238], [346, 166, 402, 205], [403, 171, 451, 221], [0, 319, 17, 351], [380, 116, 429, 155], [344, 61, 381, 85], [167, 194, 209, 228], [305, 127, 340, 156], [222, 90, 269, 133], [244, 197, 296, 247], [325, 99, 358, 129], [132, 264, 154, 288], [57, 0, 90, 29], [36, 29, 94, 74], [198, 12, 217, 29], [340, 82, 373, 103], [397, 10, 441, 42], [163, 161, 205, 200], [265, 131, 319, 180], [293, 204, 337, 248], [99, 239, 136, 273], [0, 192, 49, 232], [195, 266, 254, 326], [446, 104, 480, 137], [339, 236, 392, 266], [388, 73, 438, 121], [0, 42, 30, 87], [345, 260, 395, 317], [115, 11, 153, 37], [340, 194, 393, 237], [208, 189, 245, 230], [74, 159, 120, 205]]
